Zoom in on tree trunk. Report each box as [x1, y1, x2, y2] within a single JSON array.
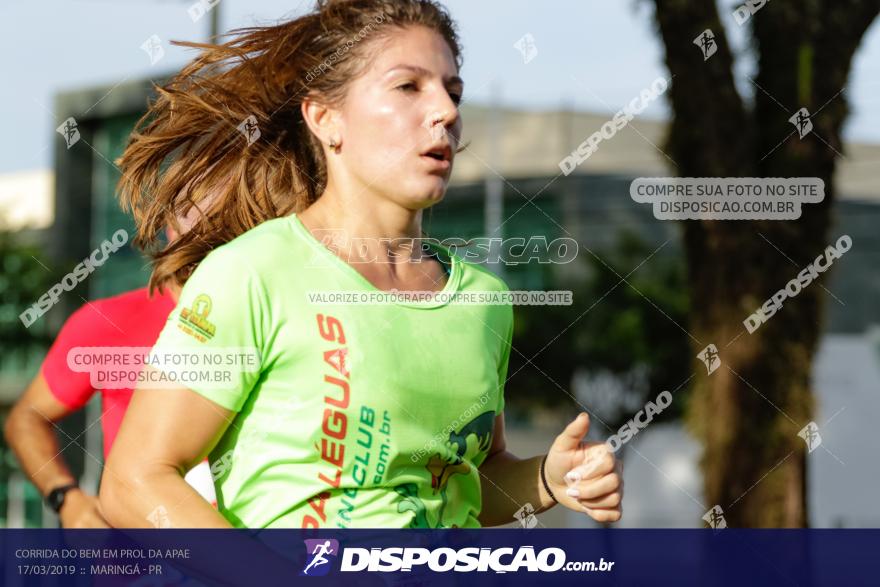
[[651, 0, 878, 526]]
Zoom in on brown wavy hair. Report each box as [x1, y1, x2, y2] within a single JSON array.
[[116, 0, 462, 292]]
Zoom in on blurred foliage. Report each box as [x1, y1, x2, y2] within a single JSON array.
[[0, 227, 58, 529], [505, 230, 691, 425], [0, 228, 56, 367]]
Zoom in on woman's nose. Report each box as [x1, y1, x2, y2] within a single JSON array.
[[424, 107, 460, 142]]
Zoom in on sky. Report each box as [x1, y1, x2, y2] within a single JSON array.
[[1, 0, 879, 174]]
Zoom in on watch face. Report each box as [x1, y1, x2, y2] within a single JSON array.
[[47, 485, 75, 513], [47, 489, 63, 512]]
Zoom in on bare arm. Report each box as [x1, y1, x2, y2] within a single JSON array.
[[478, 412, 623, 527], [477, 413, 556, 527], [4, 372, 107, 528], [99, 365, 235, 528], [99, 371, 312, 580]]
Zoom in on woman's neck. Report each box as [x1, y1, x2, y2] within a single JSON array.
[[299, 196, 427, 265]]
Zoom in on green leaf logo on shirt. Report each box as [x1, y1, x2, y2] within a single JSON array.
[[397, 410, 496, 528]]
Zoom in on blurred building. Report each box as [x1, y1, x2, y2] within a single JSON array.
[[1, 76, 878, 527], [0, 170, 53, 231]]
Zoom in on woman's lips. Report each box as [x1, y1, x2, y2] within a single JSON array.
[[420, 154, 451, 172]]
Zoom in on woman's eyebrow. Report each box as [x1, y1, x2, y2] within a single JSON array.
[[385, 64, 464, 87]]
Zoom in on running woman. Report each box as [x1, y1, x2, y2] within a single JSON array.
[[4, 223, 216, 528], [100, 0, 623, 529]]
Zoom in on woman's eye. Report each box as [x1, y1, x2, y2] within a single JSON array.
[[397, 82, 418, 92], [449, 93, 463, 106]]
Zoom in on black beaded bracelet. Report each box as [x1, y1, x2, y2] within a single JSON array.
[[540, 454, 558, 504]]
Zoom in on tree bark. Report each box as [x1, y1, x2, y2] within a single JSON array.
[[651, 0, 878, 526]]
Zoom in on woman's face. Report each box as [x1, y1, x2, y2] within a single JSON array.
[[332, 26, 463, 210]]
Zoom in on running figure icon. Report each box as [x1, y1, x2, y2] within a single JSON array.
[[302, 540, 336, 575]]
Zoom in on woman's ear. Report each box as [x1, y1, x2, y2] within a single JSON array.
[[301, 97, 342, 148]]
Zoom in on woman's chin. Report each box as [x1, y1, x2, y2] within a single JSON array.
[[395, 182, 448, 209], [416, 190, 447, 209]]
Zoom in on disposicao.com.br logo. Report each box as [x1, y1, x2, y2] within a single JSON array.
[[299, 540, 614, 575]]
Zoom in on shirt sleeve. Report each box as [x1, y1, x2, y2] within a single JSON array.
[[495, 304, 514, 415], [149, 246, 267, 412], [41, 305, 98, 410]]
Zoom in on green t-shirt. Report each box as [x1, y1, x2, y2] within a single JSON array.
[[151, 213, 513, 529]]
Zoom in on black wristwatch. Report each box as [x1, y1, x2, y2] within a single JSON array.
[[45, 483, 79, 514]]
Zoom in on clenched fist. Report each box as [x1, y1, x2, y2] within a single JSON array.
[[543, 412, 623, 523]]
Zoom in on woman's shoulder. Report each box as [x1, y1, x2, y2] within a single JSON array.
[[192, 216, 308, 285], [201, 216, 298, 265], [452, 253, 511, 293]]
